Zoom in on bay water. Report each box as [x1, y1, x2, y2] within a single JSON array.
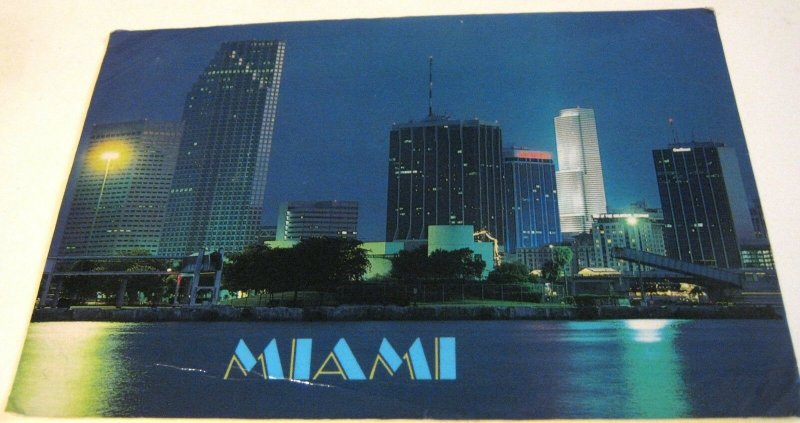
[[7, 319, 799, 418]]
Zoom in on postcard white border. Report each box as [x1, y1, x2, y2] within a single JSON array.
[[1, 1, 799, 422]]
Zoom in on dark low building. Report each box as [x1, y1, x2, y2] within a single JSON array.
[[276, 201, 358, 241]]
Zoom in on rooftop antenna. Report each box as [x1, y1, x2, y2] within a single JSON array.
[[668, 117, 680, 144], [428, 56, 434, 118]]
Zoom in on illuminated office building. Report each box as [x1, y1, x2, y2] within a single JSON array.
[[554, 107, 608, 237], [59, 120, 181, 255], [503, 147, 561, 253], [591, 213, 666, 274], [160, 40, 285, 255]]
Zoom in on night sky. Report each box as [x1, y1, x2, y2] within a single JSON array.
[[62, 9, 755, 242]]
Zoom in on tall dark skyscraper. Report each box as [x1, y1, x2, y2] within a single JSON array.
[[653, 142, 756, 268], [160, 41, 285, 255], [59, 120, 182, 255], [503, 147, 561, 253], [386, 118, 505, 243]]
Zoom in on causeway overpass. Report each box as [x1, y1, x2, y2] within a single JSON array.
[[611, 247, 743, 290]]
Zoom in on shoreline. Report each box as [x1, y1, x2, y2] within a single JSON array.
[[30, 304, 782, 322]]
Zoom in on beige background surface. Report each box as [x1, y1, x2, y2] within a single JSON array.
[[1, 1, 799, 421]]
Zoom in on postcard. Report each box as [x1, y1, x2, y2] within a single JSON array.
[[3, 6, 799, 420]]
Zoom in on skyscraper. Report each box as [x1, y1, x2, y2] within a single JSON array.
[[503, 147, 561, 253], [59, 120, 182, 255], [160, 41, 285, 255], [386, 118, 505, 244], [653, 142, 756, 268], [554, 107, 608, 237], [276, 201, 359, 241], [750, 199, 769, 240]]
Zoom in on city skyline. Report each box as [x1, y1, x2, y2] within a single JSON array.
[[52, 10, 757, 245]]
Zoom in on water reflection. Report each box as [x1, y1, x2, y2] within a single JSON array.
[[7, 320, 794, 418], [626, 319, 671, 343], [559, 321, 629, 417], [621, 319, 689, 417], [7, 322, 129, 416], [558, 320, 689, 418]]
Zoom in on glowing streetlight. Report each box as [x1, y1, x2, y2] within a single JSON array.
[[100, 151, 119, 161]]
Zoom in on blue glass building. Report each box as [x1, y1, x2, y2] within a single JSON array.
[[503, 147, 561, 253]]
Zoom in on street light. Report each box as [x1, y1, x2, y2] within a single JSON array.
[[547, 244, 555, 301], [626, 216, 645, 305], [101, 151, 120, 162], [86, 150, 120, 253]]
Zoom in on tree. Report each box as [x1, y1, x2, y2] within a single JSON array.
[[540, 246, 573, 301], [224, 244, 297, 295], [116, 249, 167, 305], [390, 246, 429, 282], [293, 237, 370, 292], [428, 249, 462, 280], [541, 261, 560, 284], [224, 244, 272, 293], [551, 246, 573, 276], [57, 249, 170, 306], [453, 248, 485, 281], [487, 261, 533, 284], [224, 239, 370, 305], [390, 246, 485, 282], [541, 246, 573, 283], [59, 259, 103, 304]]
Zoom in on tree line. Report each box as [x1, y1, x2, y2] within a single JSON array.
[[389, 246, 486, 283], [223, 237, 370, 301], [50, 239, 574, 306]]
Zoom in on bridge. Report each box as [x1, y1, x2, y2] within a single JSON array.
[[39, 249, 224, 308], [611, 247, 743, 289]]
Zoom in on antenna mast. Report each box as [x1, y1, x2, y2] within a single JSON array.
[[428, 56, 433, 117], [668, 117, 679, 144]]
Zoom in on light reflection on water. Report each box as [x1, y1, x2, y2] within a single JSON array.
[[6, 319, 798, 418], [626, 319, 672, 342], [7, 322, 132, 416], [557, 320, 687, 418], [621, 319, 688, 417]]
